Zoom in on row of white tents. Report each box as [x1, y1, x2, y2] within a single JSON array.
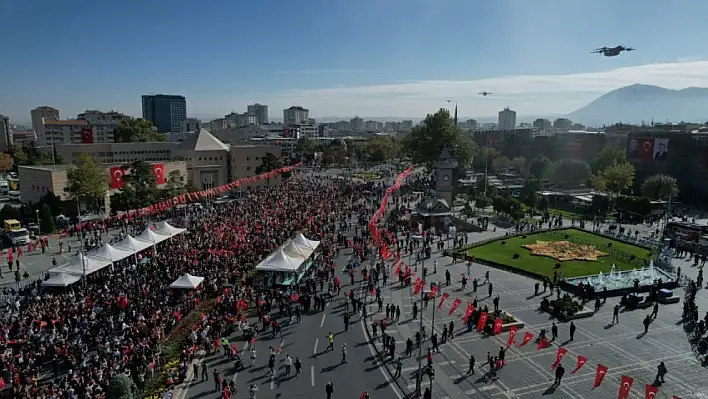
[[255, 233, 321, 273], [42, 221, 187, 287]]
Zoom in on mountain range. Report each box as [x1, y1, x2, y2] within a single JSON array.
[[565, 84, 708, 126]]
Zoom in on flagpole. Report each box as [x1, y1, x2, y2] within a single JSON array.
[[415, 279, 425, 395], [429, 283, 437, 395]]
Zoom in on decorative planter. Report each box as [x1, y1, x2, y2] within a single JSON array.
[[657, 295, 680, 305], [500, 320, 525, 332]]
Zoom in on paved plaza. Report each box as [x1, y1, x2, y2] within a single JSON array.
[[365, 225, 708, 399]]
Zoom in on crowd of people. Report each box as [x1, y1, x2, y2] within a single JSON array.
[[0, 174, 397, 399]]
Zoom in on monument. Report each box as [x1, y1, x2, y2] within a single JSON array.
[[435, 146, 458, 206]]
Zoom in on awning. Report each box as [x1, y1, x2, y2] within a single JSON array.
[[114, 235, 154, 253], [91, 243, 135, 262], [293, 233, 320, 251], [170, 273, 205, 289], [256, 249, 303, 272], [49, 252, 112, 276], [42, 272, 81, 287], [135, 228, 170, 245], [282, 240, 312, 260], [154, 221, 187, 237]]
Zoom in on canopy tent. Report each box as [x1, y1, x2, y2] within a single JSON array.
[[169, 273, 205, 289], [293, 233, 320, 251], [42, 272, 81, 287], [154, 221, 187, 237], [50, 252, 112, 276], [114, 235, 154, 253], [282, 240, 312, 260], [255, 249, 303, 272], [91, 243, 135, 263], [135, 228, 170, 245]]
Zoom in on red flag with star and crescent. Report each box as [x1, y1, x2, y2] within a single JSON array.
[[593, 364, 608, 389], [645, 384, 658, 399], [506, 326, 518, 347], [551, 347, 568, 369], [618, 375, 633, 399], [152, 163, 166, 184], [571, 355, 587, 374]]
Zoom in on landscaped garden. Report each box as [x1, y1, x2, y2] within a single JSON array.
[[464, 228, 654, 279]]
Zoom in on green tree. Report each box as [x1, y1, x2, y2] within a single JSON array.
[[255, 152, 283, 185], [519, 178, 540, 208], [641, 173, 679, 200], [120, 161, 158, 208], [591, 147, 627, 174], [107, 373, 135, 399], [365, 136, 395, 163], [164, 170, 186, 198], [8, 146, 28, 166], [38, 191, 63, 217], [510, 157, 526, 175], [538, 195, 549, 211], [116, 118, 167, 142], [472, 147, 500, 171], [544, 159, 591, 188], [296, 136, 315, 153], [67, 153, 108, 212], [593, 161, 635, 196], [38, 203, 55, 233], [528, 155, 551, 178], [400, 109, 475, 168], [491, 156, 510, 173]]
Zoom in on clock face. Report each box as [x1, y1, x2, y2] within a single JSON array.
[[443, 174, 449, 181]]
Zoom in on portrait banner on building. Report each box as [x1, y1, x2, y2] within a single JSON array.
[[627, 138, 639, 158], [640, 138, 654, 160], [81, 128, 94, 144], [653, 138, 669, 161]]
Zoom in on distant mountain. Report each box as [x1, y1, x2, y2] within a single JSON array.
[[566, 84, 708, 126]]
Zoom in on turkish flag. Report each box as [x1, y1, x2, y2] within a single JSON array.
[[592, 364, 608, 389], [0, 377, 5, 390], [109, 166, 125, 189], [81, 128, 94, 143], [448, 298, 462, 315], [438, 292, 450, 310], [393, 264, 401, 276], [640, 138, 654, 160], [428, 285, 438, 299], [551, 347, 568, 369], [413, 278, 424, 295], [493, 317, 503, 334], [645, 384, 658, 399], [152, 163, 166, 184], [536, 337, 550, 350], [571, 355, 587, 373], [463, 303, 475, 322], [618, 375, 633, 399], [506, 326, 518, 347], [476, 312, 488, 332], [519, 331, 534, 347]]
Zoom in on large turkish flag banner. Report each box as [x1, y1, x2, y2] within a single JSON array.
[[152, 163, 166, 184], [618, 375, 633, 399], [640, 138, 654, 160], [592, 364, 608, 389], [645, 384, 658, 399], [109, 166, 125, 189], [81, 128, 94, 143]]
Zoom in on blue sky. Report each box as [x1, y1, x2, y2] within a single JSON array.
[[2, 0, 708, 123]]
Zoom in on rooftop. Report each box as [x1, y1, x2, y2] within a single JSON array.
[[44, 119, 88, 126], [178, 128, 230, 151], [285, 106, 309, 111]]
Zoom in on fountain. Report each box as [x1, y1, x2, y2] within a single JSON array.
[[566, 261, 672, 291]]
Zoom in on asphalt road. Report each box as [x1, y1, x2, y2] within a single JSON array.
[[180, 249, 403, 399]]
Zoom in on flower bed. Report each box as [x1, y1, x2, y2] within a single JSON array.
[[467, 309, 525, 334], [540, 295, 594, 321]]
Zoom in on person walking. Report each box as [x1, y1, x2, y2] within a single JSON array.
[[569, 321, 576, 341], [327, 332, 334, 351], [467, 354, 475, 374], [341, 344, 348, 364], [295, 357, 302, 376], [393, 357, 403, 378], [325, 381, 335, 399], [612, 304, 620, 323], [651, 302, 659, 319], [643, 314, 651, 333], [554, 363, 565, 385], [551, 322, 558, 341], [284, 355, 293, 375], [656, 361, 667, 383]]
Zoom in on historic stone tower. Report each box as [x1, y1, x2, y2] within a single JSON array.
[[435, 146, 458, 205]]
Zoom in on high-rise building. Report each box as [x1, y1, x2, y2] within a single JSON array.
[[283, 106, 309, 125], [0, 115, 13, 152], [31, 106, 60, 145], [350, 116, 364, 131], [554, 118, 573, 131], [141, 94, 187, 133], [498, 107, 517, 130], [247, 103, 269, 125], [181, 118, 202, 132], [533, 118, 552, 130]]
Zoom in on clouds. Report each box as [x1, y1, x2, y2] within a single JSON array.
[[194, 60, 708, 119]]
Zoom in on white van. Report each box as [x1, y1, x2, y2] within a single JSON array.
[[8, 191, 21, 202], [7, 227, 30, 245]]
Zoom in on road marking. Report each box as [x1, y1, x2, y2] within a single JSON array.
[[311, 365, 316, 387], [232, 372, 238, 383], [360, 315, 404, 399], [320, 313, 326, 327], [313, 338, 319, 354]]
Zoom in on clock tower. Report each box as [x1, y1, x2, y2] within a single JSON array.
[[435, 146, 458, 205]]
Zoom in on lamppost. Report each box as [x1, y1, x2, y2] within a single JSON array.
[[35, 209, 40, 237], [411, 235, 423, 272]]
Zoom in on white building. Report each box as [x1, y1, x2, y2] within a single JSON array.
[[31, 106, 60, 145], [247, 103, 269, 125], [225, 112, 256, 127], [350, 116, 364, 131], [43, 119, 116, 144], [283, 106, 309, 125], [296, 124, 318, 138], [498, 107, 517, 130], [181, 117, 202, 132]]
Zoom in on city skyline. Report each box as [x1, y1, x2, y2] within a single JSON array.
[[2, 0, 708, 123]]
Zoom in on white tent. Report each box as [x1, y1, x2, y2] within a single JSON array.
[[42, 272, 81, 287], [114, 235, 154, 253], [282, 240, 312, 260], [170, 273, 205, 289], [293, 233, 320, 251], [256, 249, 303, 272], [91, 243, 135, 263], [154, 221, 187, 237], [136, 228, 170, 245], [50, 252, 112, 276]]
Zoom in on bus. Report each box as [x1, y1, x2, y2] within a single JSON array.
[[662, 221, 708, 251]]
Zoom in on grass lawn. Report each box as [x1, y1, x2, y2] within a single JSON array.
[[465, 228, 653, 279]]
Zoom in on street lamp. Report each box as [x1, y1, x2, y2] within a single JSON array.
[[35, 209, 40, 237]]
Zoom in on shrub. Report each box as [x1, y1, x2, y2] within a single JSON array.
[[108, 374, 136, 399], [550, 296, 582, 315], [501, 241, 506, 245], [512, 253, 520, 259]]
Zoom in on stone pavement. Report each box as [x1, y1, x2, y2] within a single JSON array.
[[366, 227, 708, 399]]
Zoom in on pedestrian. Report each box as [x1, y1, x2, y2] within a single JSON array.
[[201, 363, 208, 381], [250, 348, 257, 366], [651, 302, 659, 319], [249, 384, 259, 399], [213, 369, 221, 391], [325, 381, 335, 399], [554, 363, 565, 385], [284, 354, 293, 375], [467, 354, 475, 374], [295, 357, 302, 376], [327, 332, 334, 351], [569, 321, 576, 341], [551, 322, 558, 341], [493, 295, 500, 312], [393, 358, 403, 378], [656, 361, 667, 383], [488, 282, 494, 298], [643, 314, 651, 333], [341, 344, 348, 364], [344, 313, 350, 331], [612, 304, 620, 323]]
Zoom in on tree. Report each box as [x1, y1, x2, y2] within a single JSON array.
[[519, 178, 540, 208], [510, 157, 526, 175], [120, 161, 158, 208], [108, 373, 135, 399], [400, 109, 475, 168], [67, 153, 108, 212], [538, 195, 549, 211], [591, 147, 627, 174], [593, 161, 635, 196], [491, 156, 510, 173], [296, 137, 315, 154], [528, 155, 551, 178], [641, 173, 679, 200], [364, 136, 395, 163], [8, 146, 28, 166], [115, 118, 167, 142], [0, 152, 14, 171], [472, 148, 499, 171], [544, 159, 591, 188], [38, 203, 55, 233], [255, 152, 283, 185], [38, 191, 62, 217], [164, 170, 186, 198]]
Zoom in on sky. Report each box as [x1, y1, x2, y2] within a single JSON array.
[[2, 0, 708, 124]]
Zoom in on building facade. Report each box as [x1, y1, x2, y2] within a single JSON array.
[[181, 117, 202, 132], [43, 119, 117, 144], [31, 106, 60, 145], [247, 103, 269, 125], [141, 94, 187, 133], [0, 115, 12, 152], [283, 106, 309, 125], [12, 130, 37, 147], [498, 107, 517, 130]]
